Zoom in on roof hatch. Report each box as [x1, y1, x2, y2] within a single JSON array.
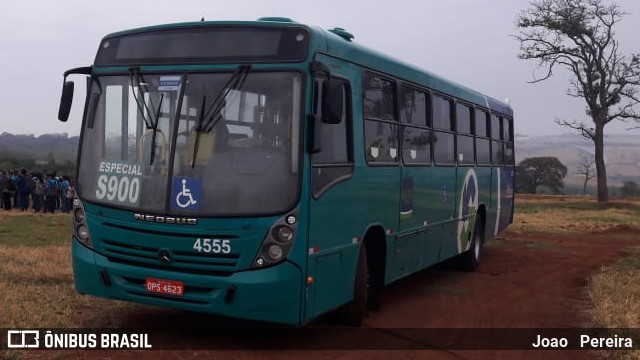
[[328, 27, 354, 41], [258, 17, 295, 23]]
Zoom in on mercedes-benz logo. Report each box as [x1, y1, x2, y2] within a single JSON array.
[[157, 249, 172, 264]]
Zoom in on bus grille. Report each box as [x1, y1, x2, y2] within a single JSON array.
[[102, 239, 239, 275]]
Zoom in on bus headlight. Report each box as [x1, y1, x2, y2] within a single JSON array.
[[267, 244, 284, 261], [273, 225, 294, 243], [74, 208, 86, 223], [77, 225, 89, 240], [253, 211, 298, 268], [73, 197, 93, 249]]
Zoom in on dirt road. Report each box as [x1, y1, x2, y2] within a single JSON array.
[[45, 228, 639, 360]]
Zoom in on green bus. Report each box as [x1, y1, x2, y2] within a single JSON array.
[[59, 17, 515, 326]]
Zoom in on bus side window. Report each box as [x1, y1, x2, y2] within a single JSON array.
[[502, 117, 512, 142], [433, 95, 455, 165], [475, 109, 491, 166], [363, 74, 398, 164], [400, 86, 431, 165], [456, 103, 474, 165], [312, 78, 353, 197]]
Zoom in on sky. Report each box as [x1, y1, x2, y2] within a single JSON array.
[[0, 0, 639, 137]]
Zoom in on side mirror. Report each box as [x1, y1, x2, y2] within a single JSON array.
[[58, 81, 75, 122], [58, 66, 92, 122], [322, 79, 344, 124]]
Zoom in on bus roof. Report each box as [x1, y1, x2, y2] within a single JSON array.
[[311, 25, 513, 117], [101, 18, 513, 117]]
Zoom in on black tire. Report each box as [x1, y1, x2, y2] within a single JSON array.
[[338, 245, 368, 326], [462, 214, 484, 271]]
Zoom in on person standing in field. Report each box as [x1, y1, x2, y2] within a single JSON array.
[[32, 173, 45, 213], [45, 173, 59, 213], [10, 170, 18, 209], [2, 171, 14, 210], [16, 169, 31, 212], [0, 171, 7, 210], [60, 176, 71, 213]]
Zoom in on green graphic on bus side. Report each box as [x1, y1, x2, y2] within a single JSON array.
[[457, 169, 479, 253]]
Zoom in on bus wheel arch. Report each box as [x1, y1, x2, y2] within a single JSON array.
[[337, 225, 387, 326], [362, 225, 386, 311]]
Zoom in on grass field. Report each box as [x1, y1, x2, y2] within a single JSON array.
[[1, 196, 640, 359], [511, 195, 640, 234], [587, 247, 640, 360], [0, 213, 137, 330], [512, 195, 640, 360]]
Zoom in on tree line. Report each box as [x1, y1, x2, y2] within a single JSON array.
[[516, 156, 639, 197], [0, 132, 78, 176]]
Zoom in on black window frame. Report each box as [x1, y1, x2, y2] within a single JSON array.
[[490, 113, 502, 140], [455, 102, 473, 135], [474, 107, 492, 167], [431, 93, 456, 166], [432, 94, 454, 131], [400, 83, 432, 167], [363, 72, 399, 166], [455, 101, 475, 166]]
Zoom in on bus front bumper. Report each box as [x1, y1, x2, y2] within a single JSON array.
[[72, 239, 303, 325]]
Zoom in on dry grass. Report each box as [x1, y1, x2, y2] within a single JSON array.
[[0, 244, 137, 329], [0, 245, 73, 327], [513, 196, 640, 359], [511, 195, 640, 234], [587, 247, 640, 360]]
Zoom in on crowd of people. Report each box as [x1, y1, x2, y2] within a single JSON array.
[[0, 169, 75, 214]]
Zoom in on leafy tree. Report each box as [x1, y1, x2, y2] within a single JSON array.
[[516, 157, 568, 194], [620, 181, 640, 197], [515, 0, 640, 203]]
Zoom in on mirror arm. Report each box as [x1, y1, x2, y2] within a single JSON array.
[[61, 66, 92, 97], [63, 66, 92, 81]]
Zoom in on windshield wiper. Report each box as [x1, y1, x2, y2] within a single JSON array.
[[129, 67, 166, 165], [190, 65, 251, 168]]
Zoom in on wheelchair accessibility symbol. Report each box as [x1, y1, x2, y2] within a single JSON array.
[[171, 177, 201, 210]]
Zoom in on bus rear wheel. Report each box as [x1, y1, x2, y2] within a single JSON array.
[[462, 214, 484, 271], [338, 245, 368, 326]]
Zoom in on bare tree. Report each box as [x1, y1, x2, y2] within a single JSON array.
[[515, 0, 640, 202], [576, 153, 596, 194]]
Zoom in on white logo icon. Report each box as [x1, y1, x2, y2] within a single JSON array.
[[175, 179, 197, 208], [7, 330, 40, 348]]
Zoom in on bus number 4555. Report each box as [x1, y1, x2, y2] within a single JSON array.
[[193, 238, 231, 254]]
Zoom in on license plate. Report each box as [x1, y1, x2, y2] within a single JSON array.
[[145, 278, 184, 297]]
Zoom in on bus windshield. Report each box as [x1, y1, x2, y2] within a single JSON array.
[[77, 71, 302, 216]]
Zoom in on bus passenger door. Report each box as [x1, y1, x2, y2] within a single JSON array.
[[306, 66, 359, 321]]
